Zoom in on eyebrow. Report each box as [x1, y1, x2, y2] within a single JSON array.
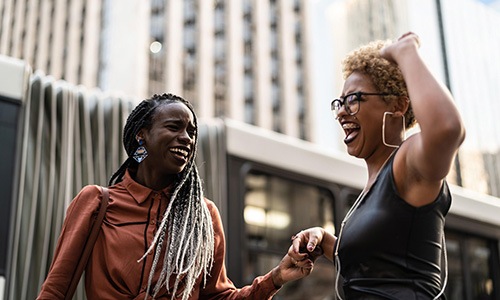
[[160, 118, 196, 128]]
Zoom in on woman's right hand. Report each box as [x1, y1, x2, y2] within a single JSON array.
[[289, 227, 336, 262]]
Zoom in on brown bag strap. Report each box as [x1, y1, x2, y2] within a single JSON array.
[[65, 186, 109, 300]]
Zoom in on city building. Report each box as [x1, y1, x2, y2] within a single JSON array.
[[149, 0, 315, 139], [312, 0, 500, 196], [0, 0, 315, 141], [2, 0, 500, 299]]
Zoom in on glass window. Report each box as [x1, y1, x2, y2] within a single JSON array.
[[467, 237, 495, 299], [243, 171, 336, 299], [445, 233, 465, 299], [445, 231, 497, 300], [244, 75, 253, 101]]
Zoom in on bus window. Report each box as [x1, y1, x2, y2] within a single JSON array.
[[467, 238, 495, 299], [445, 234, 464, 299], [242, 171, 336, 299], [445, 231, 497, 300]]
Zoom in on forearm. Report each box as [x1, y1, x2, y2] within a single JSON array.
[[204, 270, 279, 300], [396, 48, 465, 144], [204, 202, 280, 300], [387, 39, 465, 180]]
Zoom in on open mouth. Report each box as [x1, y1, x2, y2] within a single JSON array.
[[170, 147, 190, 162], [342, 122, 360, 144]]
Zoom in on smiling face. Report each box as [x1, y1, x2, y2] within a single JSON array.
[[138, 102, 196, 177], [338, 71, 391, 159]]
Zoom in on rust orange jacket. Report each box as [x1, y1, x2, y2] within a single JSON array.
[[37, 171, 279, 299]]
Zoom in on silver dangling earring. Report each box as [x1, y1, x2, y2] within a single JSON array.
[[133, 139, 148, 163], [382, 112, 406, 148]]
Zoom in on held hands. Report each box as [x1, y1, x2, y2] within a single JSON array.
[[289, 227, 336, 262], [270, 252, 313, 288], [271, 228, 325, 288], [290, 227, 325, 256], [380, 32, 421, 64]]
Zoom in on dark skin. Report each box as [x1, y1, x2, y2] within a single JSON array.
[[134, 102, 196, 191], [131, 101, 317, 287], [289, 32, 466, 263]]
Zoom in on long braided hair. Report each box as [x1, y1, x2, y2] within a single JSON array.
[[109, 93, 214, 300]]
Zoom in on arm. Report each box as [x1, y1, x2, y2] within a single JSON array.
[[201, 201, 314, 300], [37, 185, 102, 299], [381, 33, 465, 205]]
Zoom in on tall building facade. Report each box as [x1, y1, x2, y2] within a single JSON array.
[[148, 0, 314, 139], [0, 0, 315, 141], [0, 0, 103, 88], [316, 0, 500, 196], [0, 0, 150, 99]]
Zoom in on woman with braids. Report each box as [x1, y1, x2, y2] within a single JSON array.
[[288, 33, 465, 299], [38, 93, 316, 300]]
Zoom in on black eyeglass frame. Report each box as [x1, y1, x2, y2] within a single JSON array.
[[330, 91, 396, 118]]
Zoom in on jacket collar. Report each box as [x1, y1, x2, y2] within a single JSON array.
[[121, 169, 173, 204]]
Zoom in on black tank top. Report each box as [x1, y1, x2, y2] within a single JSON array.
[[337, 153, 451, 300]]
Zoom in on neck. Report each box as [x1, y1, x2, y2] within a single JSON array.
[[134, 166, 177, 191], [364, 147, 397, 192]]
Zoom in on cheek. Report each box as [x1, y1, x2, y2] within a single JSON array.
[[359, 114, 384, 140]]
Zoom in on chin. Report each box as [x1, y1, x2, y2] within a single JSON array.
[[174, 167, 186, 175], [346, 146, 363, 159]]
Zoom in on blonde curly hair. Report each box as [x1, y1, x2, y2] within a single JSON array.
[[342, 40, 416, 128]]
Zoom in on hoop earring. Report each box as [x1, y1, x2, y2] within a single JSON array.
[[382, 112, 406, 148], [133, 139, 148, 163]]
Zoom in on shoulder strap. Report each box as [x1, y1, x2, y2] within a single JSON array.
[[65, 186, 109, 300]]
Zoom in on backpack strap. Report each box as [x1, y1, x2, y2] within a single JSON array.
[[65, 186, 109, 300]]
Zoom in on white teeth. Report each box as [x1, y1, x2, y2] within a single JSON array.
[[171, 148, 188, 157], [342, 123, 359, 130]]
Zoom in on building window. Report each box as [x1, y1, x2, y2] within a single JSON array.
[[214, 0, 226, 117], [269, 0, 281, 133], [183, 0, 197, 103], [242, 0, 254, 124], [148, 0, 166, 95]]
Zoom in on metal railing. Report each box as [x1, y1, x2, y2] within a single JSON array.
[[5, 70, 134, 300], [2, 62, 226, 300]]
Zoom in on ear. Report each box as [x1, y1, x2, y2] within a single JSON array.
[[135, 129, 146, 142], [393, 96, 409, 117]]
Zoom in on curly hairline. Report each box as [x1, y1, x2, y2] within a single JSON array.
[[342, 40, 416, 128]]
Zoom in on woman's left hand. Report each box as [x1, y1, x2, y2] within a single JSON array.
[[271, 227, 329, 287], [380, 32, 421, 64], [271, 251, 318, 288]]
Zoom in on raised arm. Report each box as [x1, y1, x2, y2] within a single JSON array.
[[381, 33, 465, 206], [382, 33, 465, 180]]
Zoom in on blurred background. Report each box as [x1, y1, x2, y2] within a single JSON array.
[[2, 0, 500, 193], [1, 0, 500, 299]]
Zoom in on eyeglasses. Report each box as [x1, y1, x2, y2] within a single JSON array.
[[330, 91, 395, 119], [331, 92, 395, 119]]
